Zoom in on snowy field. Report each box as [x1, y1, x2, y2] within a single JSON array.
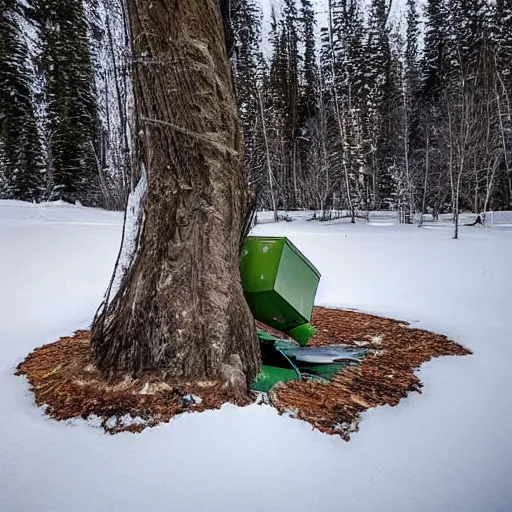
[[1, 200, 511, 512]]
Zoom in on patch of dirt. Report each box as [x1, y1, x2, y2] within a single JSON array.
[[270, 307, 471, 440], [16, 308, 471, 439], [15, 331, 249, 434]]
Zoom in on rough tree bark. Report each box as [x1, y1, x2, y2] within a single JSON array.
[[90, 0, 261, 392]]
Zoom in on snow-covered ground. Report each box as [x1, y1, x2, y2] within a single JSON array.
[[1, 200, 511, 512]]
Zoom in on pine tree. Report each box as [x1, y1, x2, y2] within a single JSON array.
[[422, 0, 448, 102], [493, 0, 512, 207], [280, 0, 301, 208], [230, 0, 264, 193], [0, 0, 42, 201], [446, 0, 489, 73], [330, 0, 367, 212], [403, 0, 421, 217], [418, 0, 451, 219], [282, 0, 300, 144], [405, 0, 420, 97], [363, 0, 396, 209], [494, 0, 512, 85], [299, 0, 318, 123], [27, 0, 100, 205], [230, 0, 261, 118], [332, 0, 365, 101], [296, 0, 318, 210]]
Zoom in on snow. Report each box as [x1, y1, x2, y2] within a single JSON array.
[[109, 168, 147, 302], [1, 200, 512, 512]]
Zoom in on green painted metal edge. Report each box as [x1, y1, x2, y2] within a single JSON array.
[[251, 365, 298, 393], [288, 323, 317, 346], [252, 331, 302, 393], [257, 328, 278, 342]]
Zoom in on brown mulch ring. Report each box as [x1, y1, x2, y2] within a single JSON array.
[[15, 331, 249, 434], [270, 307, 471, 440], [16, 307, 471, 439]]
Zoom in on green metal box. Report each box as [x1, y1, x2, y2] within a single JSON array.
[[240, 237, 321, 345]]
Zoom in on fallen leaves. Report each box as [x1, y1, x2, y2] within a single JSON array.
[[269, 307, 471, 440], [16, 330, 249, 434], [15, 308, 471, 439]]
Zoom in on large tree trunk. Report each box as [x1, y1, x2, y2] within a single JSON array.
[[90, 0, 261, 392]]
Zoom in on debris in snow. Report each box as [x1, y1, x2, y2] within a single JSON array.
[[252, 391, 269, 405], [103, 414, 148, 430], [370, 335, 383, 345], [181, 394, 203, 407]]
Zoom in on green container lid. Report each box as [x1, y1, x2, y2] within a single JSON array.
[[240, 237, 320, 345]]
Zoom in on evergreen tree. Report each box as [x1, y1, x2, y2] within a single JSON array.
[[299, 0, 318, 123], [446, 0, 489, 73], [0, 0, 42, 201], [418, 0, 451, 219], [27, 0, 100, 205], [332, 0, 365, 101], [405, 0, 420, 97], [493, 0, 512, 207], [231, 0, 261, 117], [494, 0, 512, 85], [230, 0, 264, 191], [266, 1, 302, 209], [404, 0, 421, 211], [421, 0, 448, 102], [363, 0, 396, 208], [282, 0, 300, 145], [330, 0, 367, 211], [296, 0, 318, 210]]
